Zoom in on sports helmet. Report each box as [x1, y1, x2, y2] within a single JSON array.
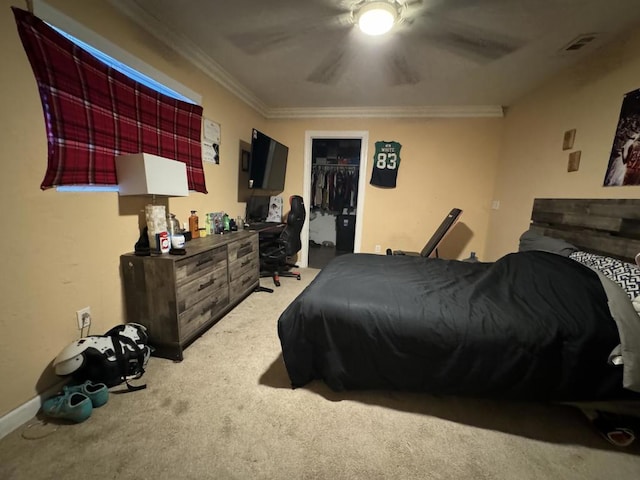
[[53, 323, 150, 387]]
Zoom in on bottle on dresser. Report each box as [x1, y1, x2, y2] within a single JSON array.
[[189, 210, 200, 239]]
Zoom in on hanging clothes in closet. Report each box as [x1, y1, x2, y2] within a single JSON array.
[[311, 165, 359, 214]]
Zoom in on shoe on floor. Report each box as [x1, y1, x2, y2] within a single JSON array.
[[64, 380, 109, 408], [592, 411, 637, 447], [42, 391, 92, 423]]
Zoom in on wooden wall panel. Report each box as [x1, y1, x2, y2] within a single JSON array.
[[531, 198, 640, 263]]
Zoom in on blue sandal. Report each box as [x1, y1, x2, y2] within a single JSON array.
[[42, 391, 92, 423], [63, 380, 109, 408]]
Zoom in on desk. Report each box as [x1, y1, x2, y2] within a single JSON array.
[[247, 223, 285, 244], [246, 222, 285, 233]]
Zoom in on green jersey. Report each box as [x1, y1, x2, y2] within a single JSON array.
[[370, 141, 401, 188]]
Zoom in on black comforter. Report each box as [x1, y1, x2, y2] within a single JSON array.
[[278, 251, 628, 400]]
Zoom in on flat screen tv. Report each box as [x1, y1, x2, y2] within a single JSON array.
[[249, 128, 288, 191]]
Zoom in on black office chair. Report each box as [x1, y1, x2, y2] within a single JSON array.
[[259, 195, 306, 287]]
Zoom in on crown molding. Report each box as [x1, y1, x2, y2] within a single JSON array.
[[107, 0, 268, 117], [265, 105, 504, 119], [107, 1, 503, 120]]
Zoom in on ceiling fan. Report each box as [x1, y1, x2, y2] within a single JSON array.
[[227, 0, 525, 86]]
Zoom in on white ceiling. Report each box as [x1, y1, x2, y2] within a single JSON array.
[[109, 0, 640, 117]]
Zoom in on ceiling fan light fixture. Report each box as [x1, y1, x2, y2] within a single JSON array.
[[358, 2, 398, 36]]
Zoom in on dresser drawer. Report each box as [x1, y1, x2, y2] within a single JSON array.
[[229, 253, 258, 281], [176, 263, 228, 314], [179, 288, 230, 341], [229, 268, 259, 302], [175, 247, 227, 285], [228, 235, 258, 263]]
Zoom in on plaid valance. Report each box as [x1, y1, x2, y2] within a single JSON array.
[[13, 7, 207, 193]]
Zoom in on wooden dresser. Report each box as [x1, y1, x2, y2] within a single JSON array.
[[120, 230, 259, 360]]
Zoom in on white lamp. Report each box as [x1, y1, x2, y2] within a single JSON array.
[[115, 152, 189, 197], [357, 1, 398, 36], [115, 153, 189, 253]]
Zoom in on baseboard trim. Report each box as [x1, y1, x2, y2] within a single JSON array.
[[0, 381, 65, 440]]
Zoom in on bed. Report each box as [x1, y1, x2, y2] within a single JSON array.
[[277, 198, 640, 401]]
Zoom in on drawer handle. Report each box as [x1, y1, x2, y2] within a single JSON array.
[[241, 259, 252, 267], [242, 276, 253, 286], [198, 279, 214, 291], [196, 257, 214, 267], [239, 242, 251, 249]]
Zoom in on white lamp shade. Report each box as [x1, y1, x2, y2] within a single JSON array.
[[115, 153, 189, 197]]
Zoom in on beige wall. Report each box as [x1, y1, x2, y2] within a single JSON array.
[[486, 29, 640, 260], [268, 118, 503, 259]]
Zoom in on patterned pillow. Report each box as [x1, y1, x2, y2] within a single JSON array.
[[570, 251, 640, 300]]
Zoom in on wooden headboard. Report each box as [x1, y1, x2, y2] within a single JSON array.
[[530, 198, 640, 263]]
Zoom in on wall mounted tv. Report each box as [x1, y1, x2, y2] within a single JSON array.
[[249, 128, 288, 191]]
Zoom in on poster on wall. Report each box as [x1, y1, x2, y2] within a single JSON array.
[[266, 196, 283, 222], [603, 88, 640, 186], [203, 118, 221, 164]]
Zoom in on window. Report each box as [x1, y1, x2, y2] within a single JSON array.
[[12, 6, 207, 193], [51, 26, 194, 105]]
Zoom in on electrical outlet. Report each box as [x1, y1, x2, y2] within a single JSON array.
[[76, 307, 91, 329], [375, 244, 381, 253]]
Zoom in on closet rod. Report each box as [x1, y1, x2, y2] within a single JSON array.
[[313, 164, 359, 169]]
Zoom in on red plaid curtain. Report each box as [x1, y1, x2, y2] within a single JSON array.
[[13, 7, 207, 193]]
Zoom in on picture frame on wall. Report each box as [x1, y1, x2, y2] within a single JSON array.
[[203, 118, 221, 165], [562, 129, 576, 150], [567, 151, 581, 172], [241, 150, 250, 172]]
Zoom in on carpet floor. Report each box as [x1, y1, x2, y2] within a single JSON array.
[[1, 268, 639, 479]]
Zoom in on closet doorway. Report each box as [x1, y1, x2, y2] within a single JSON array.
[[301, 131, 369, 269]]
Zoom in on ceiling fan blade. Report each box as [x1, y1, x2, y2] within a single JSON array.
[[425, 0, 511, 16], [422, 18, 524, 62], [388, 54, 421, 86], [228, 28, 297, 55], [381, 49, 420, 86], [228, 12, 352, 56], [411, 0, 526, 62], [306, 43, 354, 85]]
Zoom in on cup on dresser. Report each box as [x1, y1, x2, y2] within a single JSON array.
[[171, 233, 185, 249]]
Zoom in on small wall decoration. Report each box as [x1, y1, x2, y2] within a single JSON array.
[[604, 88, 640, 186], [567, 151, 581, 172], [241, 149, 250, 172], [562, 129, 576, 150], [202, 118, 221, 164]]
